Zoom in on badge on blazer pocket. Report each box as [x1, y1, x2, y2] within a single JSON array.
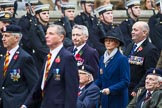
[[53, 68, 61, 81], [10, 68, 21, 81], [100, 68, 103, 75]]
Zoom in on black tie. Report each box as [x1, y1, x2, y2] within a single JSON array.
[[130, 44, 137, 55], [73, 48, 78, 55]]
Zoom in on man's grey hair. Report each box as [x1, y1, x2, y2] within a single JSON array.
[[73, 24, 89, 37], [12, 33, 22, 43], [48, 24, 66, 36]]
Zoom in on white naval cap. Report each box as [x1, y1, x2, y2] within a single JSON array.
[[0, 0, 14, 8], [34, 4, 50, 14], [60, 3, 75, 10], [125, 0, 141, 9], [155, 0, 161, 5], [95, 4, 113, 15], [0, 11, 12, 21], [81, 0, 94, 3], [24, 0, 39, 5]]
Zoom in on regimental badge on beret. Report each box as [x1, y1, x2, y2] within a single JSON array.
[[153, 69, 156, 74], [82, 65, 84, 70]]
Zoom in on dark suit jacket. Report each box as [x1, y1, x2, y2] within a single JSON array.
[[77, 82, 100, 108], [124, 38, 159, 92], [67, 43, 99, 80], [25, 47, 79, 108], [0, 47, 39, 108]]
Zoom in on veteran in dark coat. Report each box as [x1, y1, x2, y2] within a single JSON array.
[[123, 21, 159, 99], [77, 65, 100, 108], [22, 24, 79, 108], [95, 27, 130, 108], [0, 25, 39, 108], [67, 24, 99, 80], [127, 68, 162, 108]]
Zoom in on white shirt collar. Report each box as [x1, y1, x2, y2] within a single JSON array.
[[134, 38, 146, 51], [8, 45, 19, 63], [74, 43, 86, 55], [50, 44, 63, 55]]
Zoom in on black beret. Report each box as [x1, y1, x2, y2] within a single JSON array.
[[100, 27, 124, 46], [78, 64, 95, 75], [1, 25, 22, 33], [146, 68, 162, 77]]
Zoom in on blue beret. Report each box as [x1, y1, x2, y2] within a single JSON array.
[[78, 64, 95, 75], [146, 68, 162, 77], [2, 25, 21, 33]]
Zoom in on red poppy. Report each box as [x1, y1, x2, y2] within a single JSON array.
[[75, 54, 82, 61], [55, 56, 61, 63], [137, 47, 143, 52], [14, 54, 18, 60]]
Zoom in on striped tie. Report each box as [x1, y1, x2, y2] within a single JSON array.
[[42, 53, 52, 97], [3, 52, 10, 77], [44, 53, 52, 83]]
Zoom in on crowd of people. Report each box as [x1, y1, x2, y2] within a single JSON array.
[[0, 0, 162, 108]]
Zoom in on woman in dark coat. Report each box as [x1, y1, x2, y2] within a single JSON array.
[[95, 27, 130, 108]]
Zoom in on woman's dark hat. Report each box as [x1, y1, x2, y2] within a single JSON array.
[[100, 27, 124, 46]]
